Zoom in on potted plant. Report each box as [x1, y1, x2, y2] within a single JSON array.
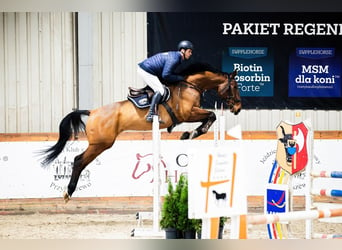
[[193, 219, 202, 239], [160, 175, 201, 239], [177, 175, 195, 238], [160, 178, 179, 239], [176, 174, 202, 239], [218, 217, 228, 239]]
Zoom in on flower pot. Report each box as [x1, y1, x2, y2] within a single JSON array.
[[164, 228, 177, 239], [218, 226, 224, 239], [183, 230, 196, 239], [197, 231, 201, 239], [176, 229, 184, 239]]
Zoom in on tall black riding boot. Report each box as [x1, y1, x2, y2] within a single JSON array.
[[146, 91, 162, 122]]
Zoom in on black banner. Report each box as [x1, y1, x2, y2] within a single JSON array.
[[147, 12, 342, 110]]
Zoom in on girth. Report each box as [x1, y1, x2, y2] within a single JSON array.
[[162, 102, 180, 133]]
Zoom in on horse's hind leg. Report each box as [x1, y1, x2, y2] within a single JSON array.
[[64, 143, 111, 203]]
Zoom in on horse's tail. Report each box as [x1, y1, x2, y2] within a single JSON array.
[[41, 110, 90, 166]]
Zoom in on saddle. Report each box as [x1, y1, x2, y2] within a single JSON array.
[[127, 85, 170, 109], [127, 85, 179, 132]]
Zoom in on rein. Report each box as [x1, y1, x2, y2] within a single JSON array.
[[180, 81, 204, 94], [181, 73, 241, 104]]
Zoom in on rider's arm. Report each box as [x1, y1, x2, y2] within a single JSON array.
[[162, 53, 184, 83]]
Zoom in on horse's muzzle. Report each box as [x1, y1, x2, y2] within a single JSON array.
[[228, 100, 241, 115], [230, 103, 241, 115]]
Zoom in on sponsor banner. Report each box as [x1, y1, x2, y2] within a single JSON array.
[[0, 139, 339, 198], [148, 12, 342, 109], [222, 47, 274, 97], [289, 48, 342, 97]]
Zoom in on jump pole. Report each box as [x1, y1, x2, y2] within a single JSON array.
[[304, 125, 342, 238], [304, 123, 314, 239], [200, 105, 222, 239], [152, 115, 161, 233], [218, 107, 246, 239], [212, 107, 246, 239], [313, 233, 342, 239], [131, 115, 163, 237], [311, 189, 342, 197], [247, 207, 342, 225], [308, 168, 342, 237], [311, 170, 342, 179]]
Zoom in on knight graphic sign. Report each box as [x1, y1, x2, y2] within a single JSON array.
[[276, 121, 311, 175]]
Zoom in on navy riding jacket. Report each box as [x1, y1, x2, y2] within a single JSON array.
[[138, 51, 184, 83]]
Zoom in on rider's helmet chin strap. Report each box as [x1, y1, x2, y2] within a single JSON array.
[[180, 50, 185, 60]]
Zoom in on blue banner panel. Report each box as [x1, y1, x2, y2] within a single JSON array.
[[147, 12, 342, 109], [289, 48, 342, 97], [222, 47, 274, 97]]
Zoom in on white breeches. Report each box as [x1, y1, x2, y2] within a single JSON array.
[[137, 66, 165, 95]]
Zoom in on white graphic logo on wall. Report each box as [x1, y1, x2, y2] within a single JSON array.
[[49, 144, 98, 193]]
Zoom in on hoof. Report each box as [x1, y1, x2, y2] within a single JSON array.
[[189, 130, 199, 139], [63, 191, 71, 203], [180, 131, 190, 140]]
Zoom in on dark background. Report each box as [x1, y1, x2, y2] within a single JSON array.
[[147, 12, 342, 110]]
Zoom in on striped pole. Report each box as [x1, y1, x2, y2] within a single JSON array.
[[311, 170, 342, 179], [313, 233, 342, 239], [248, 207, 342, 225], [311, 189, 342, 197]]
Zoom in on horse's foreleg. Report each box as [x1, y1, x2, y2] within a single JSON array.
[[181, 109, 216, 140], [64, 143, 111, 203]]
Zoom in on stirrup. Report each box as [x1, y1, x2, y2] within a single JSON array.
[[146, 113, 156, 122], [146, 113, 166, 123]]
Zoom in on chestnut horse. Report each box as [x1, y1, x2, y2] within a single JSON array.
[[41, 63, 241, 202]]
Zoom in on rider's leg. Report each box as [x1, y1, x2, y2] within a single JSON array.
[[137, 66, 165, 122], [137, 67, 165, 94], [146, 91, 162, 122]]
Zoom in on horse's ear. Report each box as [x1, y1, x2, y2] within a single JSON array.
[[229, 70, 238, 78], [233, 69, 238, 77]]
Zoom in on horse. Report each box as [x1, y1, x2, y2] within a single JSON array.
[[40, 63, 241, 202]]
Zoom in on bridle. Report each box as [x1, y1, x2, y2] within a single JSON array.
[[179, 71, 241, 106], [225, 72, 241, 105]]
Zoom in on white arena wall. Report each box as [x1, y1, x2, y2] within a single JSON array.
[[1, 12, 342, 133], [0, 133, 341, 199]]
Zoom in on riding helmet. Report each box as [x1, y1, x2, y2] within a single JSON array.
[[177, 40, 194, 51]]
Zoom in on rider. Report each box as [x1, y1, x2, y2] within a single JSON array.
[[137, 40, 194, 122]]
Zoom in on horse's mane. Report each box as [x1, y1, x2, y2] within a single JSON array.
[[178, 62, 222, 76]]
